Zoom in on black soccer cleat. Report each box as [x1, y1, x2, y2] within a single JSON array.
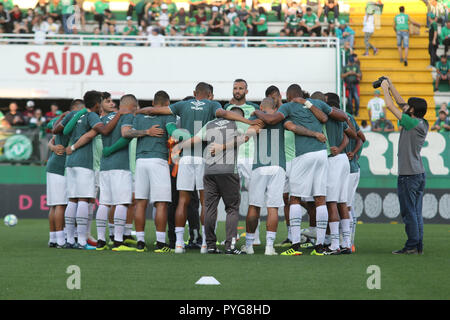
[[185, 241, 201, 249], [392, 248, 418, 255], [207, 247, 222, 254], [136, 241, 147, 252], [340, 247, 352, 255], [225, 248, 246, 255], [48, 242, 57, 248], [96, 239, 108, 251]]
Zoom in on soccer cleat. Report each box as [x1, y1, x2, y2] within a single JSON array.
[[207, 248, 222, 254], [87, 235, 97, 247], [185, 241, 201, 249], [264, 246, 278, 256], [240, 244, 254, 255], [96, 240, 108, 251], [392, 248, 418, 255], [136, 241, 147, 252], [123, 235, 137, 246], [154, 242, 172, 253], [200, 244, 208, 254], [61, 242, 75, 249], [275, 238, 292, 247], [225, 248, 245, 255], [340, 247, 352, 255], [280, 248, 302, 256], [324, 247, 341, 255], [310, 244, 325, 256], [174, 245, 185, 254], [112, 244, 137, 252], [48, 242, 57, 248]]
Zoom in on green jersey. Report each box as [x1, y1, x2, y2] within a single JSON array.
[[133, 114, 176, 160], [256, 14, 268, 32], [60, 0, 73, 15], [93, 135, 102, 171], [342, 64, 361, 84], [46, 133, 70, 176], [395, 13, 409, 31], [49, 1, 62, 14], [230, 21, 247, 36], [344, 113, 361, 173], [167, 3, 177, 15], [100, 113, 134, 171], [278, 101, 330, 157], [135, 0, 147, 15], [436, 60, 450, 74], [123, 25, 138, 36], [62, 111, 102, 169], [94, 1, 109, 14], [250, 115, 286, 170], [1, 0, 13, 10], [303, 13, 318, 28], [324, 118, 349, 152], [286, 14, 301, 29], [225, 102, 259, 160]]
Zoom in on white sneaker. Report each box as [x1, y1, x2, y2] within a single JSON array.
[[175, 245, 185, 254], [264, 246, 278, 256], [200, 244, 208, 254], [240, 244, 254, 255]]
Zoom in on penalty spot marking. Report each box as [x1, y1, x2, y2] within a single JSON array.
[[196, 276, 221, 285]]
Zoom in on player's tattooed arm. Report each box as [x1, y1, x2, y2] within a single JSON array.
[[347, 136, 363, 160], [252, 109, 284, 125], [344, 125, 357, 139], [66, 129, 98, 155], [215, 109, 264, 127], [136, 107, 172, 115], [94, 109, 130, 136], [122, 125, 164, 138], [291, 97, 328, 123], [284, 121, 326, 143]]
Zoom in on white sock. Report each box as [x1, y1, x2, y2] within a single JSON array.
[[316, 205, 328, 245], [245, 232, 255, 247], [287, 225, 292, 241], [254, 219, 260, 241], [266, 231, 276, 248], [289, 204, 302, 244], [124, 224, 132, 236], [156, 231, 166, 244], [136, 231, 145, 243], [201, 225, 206, 246], [108, 223, 114, 239], [325, 234, 331, 245], [351, 207, 357, 245], [329, 221, 340, 250], [87, 202, 94, 238], [96, 205, 109, 242], [341, 219, 351, 249], [64, 202, 77, 244], [49, 231, 56, 244], [175, 227, 185, 246], [56, 231, 65, 246], [114, 205, 127, 243], [76, 201, 89, 246]]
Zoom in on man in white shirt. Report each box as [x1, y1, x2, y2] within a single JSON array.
[[363, 8, 378, 56], [147, 27, 165, 47], [367, 89, 386, 125], [158, 4, 170, 30]]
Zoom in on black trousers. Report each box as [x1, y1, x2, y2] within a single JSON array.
[[429, 41, 438, 66]]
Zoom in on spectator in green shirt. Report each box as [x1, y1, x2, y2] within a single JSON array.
[[435, 55, 450, 91], [441, 20, 450, 55], [123, 16, 138, 40], [431, 109, 450, 132], [135, 0, 148, 26], [207, 6, 224, 36], [253, 7, 268, 36], [230, 16, 247, 36], [0, 0, 13, 11], [341, 56, 361, 116], [92, 0, 109, 30], [48, 0, 63, 22]]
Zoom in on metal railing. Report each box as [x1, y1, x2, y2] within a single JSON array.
[[0, 33, 340, 48]]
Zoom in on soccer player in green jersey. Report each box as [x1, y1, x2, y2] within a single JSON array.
[[53, 91, 130, 249], [254, 84, 331, 256], [139, 82, 260, 253], [242, 98, 287, 256], [46, 99, 84, 248], [224, 79, 261, 244]]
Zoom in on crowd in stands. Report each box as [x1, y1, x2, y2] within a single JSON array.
[[0, 0, 353, 41]]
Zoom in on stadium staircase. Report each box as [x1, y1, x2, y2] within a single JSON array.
[[348, 0, 436, 127]]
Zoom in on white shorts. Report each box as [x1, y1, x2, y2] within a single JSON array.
[[46, 172, 67, 206], [66, 167, 96, 199], [237, 157, 253, 190], [326, 153, 350, 203], [177, 155, 205, 191], [249, 166, 286, 208], [283, 160, 292, 194], [347, 170, 360, 207], [135, 158, 172, 203], [289, 150, 328, 198], [99, 170, 133, 205]]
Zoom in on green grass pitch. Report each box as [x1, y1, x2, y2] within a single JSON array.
[[1, 219, 449, 300]]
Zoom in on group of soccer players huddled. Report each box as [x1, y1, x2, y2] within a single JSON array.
[[46, 78, 365, 256]]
